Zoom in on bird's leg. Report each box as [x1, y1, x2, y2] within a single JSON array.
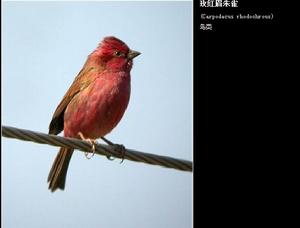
[[78, 132, 97, 159], [101, 136, 126, 163], [100, 136, 115, 161]]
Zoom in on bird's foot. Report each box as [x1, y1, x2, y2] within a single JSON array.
[[112, 144, 126, 164], [101, 137, 126, 163], [78, 132, 97, 159]]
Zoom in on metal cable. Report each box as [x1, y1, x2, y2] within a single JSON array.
[[2, 125, 192, 172]]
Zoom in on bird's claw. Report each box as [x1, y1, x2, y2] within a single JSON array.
[[101, 137, 126, 163], [106, 155, 115, 161], [78, 132, 96, 159], [112, 144, 126, 163]]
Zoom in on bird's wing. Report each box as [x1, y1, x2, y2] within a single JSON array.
[[49, 66, 99, 135]]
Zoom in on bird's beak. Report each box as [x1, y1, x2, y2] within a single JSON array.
[[128, 50, 141, 60]]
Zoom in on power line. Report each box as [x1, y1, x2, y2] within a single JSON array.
[[2, 125, 192, 172]]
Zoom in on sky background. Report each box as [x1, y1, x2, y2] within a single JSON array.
[[2, 1, 192, 228]]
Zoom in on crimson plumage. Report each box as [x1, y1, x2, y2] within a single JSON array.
[[48, 36, 140, 192]]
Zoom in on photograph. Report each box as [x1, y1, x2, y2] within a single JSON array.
[[2, 1, 193, 228]]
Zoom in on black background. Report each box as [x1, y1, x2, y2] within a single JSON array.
[[194, 0, 282, 224]]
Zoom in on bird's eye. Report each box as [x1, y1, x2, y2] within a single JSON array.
[[114, 51, 123, 57]]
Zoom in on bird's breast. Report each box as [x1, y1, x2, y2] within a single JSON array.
[[64, 72, 131, 139]]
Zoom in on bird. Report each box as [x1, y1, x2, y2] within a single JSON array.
[[47, 36, 140, 192]]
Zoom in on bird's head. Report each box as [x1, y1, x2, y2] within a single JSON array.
[[90, 36, 140, 72]]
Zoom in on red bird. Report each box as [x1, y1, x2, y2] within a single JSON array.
[[48, 36, 140, 192]]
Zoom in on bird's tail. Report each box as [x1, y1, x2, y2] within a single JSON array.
[[48, 147, 74, 192]]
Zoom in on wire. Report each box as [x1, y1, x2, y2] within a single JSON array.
[[2, 125, 192, 172]]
